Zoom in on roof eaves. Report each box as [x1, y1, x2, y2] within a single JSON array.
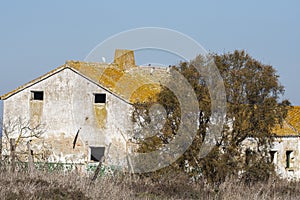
[[0, 65, 67, 100], [273, 135, 300, 138]]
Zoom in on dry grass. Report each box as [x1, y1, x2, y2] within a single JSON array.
[[0, 168, 300, 199]]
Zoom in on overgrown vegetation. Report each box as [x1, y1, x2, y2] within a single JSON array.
[[0, 168, 300, 200], [132, 50, 290, 183]]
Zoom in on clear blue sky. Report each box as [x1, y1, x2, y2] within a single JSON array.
[[0, 0, 299, 115]]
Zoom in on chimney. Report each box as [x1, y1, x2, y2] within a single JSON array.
[[114, 49, 136, 70]]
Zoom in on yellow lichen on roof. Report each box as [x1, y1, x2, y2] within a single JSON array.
[[286, 106, 300, 131], [129, 84, 161, 103], [66, 60, 124, 90], [100, 67, 125, 89], [114, 49, 136, 70], [66, 60, 169, 104], [273, 106, 300, 136]]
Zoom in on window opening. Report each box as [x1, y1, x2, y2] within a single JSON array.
[[90, 147, 105, 162], [270, 150, 277, 164], [31, 91, 44, 100], [286, 150, 293, 168], [94, 93, 106, 103]]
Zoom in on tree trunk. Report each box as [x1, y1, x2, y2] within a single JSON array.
[[10, 138, 15, 173]]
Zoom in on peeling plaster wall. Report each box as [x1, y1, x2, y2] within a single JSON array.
[[271, 137, 300, 180], [242, 136, 300, 180], [2, 68, 132, 166]]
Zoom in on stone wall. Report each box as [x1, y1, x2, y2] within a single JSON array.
[[2, 68, 132, 167]]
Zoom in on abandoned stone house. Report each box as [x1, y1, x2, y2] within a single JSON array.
[[270, 106, 300, 179], [241, 106, 300, 180], [0, 49, 169, 168], [1, 49, 300, 179]]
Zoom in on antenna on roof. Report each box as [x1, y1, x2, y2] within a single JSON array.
[[102, 57, 106, 63]]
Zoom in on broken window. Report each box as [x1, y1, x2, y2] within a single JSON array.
[[90, 147, 105, 162], [270, 150, 277, 164], [286, 150, 293, 168], [94, 93, 106, 104], [31, 91, 44, 101]]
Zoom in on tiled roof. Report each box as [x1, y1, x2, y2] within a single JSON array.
[[0, 50, 170, 104], [273, 106, 300, 136]]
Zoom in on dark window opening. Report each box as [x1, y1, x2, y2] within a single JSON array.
[[94, 93, 106, 103], [32, 91, 44, 100], [270, 150, 277, 163], [286, 150, 292, 168], [90, 147, 105, 162], [245, 148, 254, 165]]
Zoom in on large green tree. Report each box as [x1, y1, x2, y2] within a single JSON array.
[[132, 50, 290, 183], [199, 50, 290, 183]]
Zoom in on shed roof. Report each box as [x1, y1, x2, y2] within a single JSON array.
[[273, 106, 300, 136]]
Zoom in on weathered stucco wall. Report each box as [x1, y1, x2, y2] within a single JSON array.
[[2, 68, 132, 166], [271, 137, 300, 180], [241, 136, 300, 180]]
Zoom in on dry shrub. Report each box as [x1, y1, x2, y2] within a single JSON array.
[[218, 177, 300, 200], [1, 167, 300, 199]]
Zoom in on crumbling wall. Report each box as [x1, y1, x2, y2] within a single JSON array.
[[271, 137, 300, 180], [2, 68, 131, 166], [241, 136, 300, 180]]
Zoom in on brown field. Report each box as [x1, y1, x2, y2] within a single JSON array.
[[0, 168, 300, 200]]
